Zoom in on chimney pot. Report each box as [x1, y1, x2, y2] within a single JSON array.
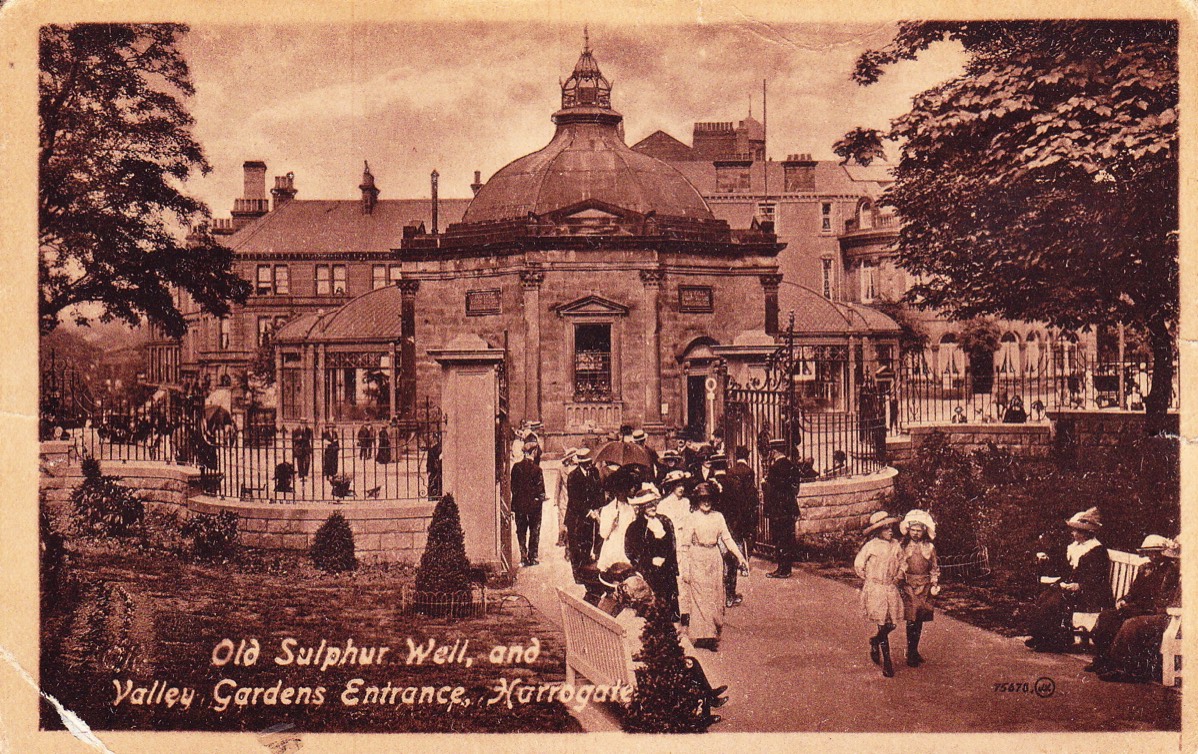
[[470, 170, 483, 196]]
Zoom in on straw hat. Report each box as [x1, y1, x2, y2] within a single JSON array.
[[662, 469, 690, 486], [768, 438, 788, 451], [574, 448, 593, 463], [1162, 540, 1181, 559], [864, 511, 901, 536], [900, 509, 937, 540], [1065, 507, 1102, 533], [629, 487, 661, 507], [631, 428, 648, 442], [1138, 534, 1172, 553]]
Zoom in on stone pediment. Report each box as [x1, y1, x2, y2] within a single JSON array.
[[555, 294, 630, 318], [542, 199, 643, 223]]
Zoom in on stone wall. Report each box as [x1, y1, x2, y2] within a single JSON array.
[[40, 445, 436, 565], [906, 423, 1053, 460], [796, 467, 898, 534], [188, 497, 435, 565], [1049, 410, 1179, 465]]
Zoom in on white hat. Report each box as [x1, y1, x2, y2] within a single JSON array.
[[863, 511, 901, 536], [663, 469, 690, 486], [629, 486, 661, 507], [900, 509, 937, 540], [632, 428, 647, 442], [1138, 534, 1172, 552]]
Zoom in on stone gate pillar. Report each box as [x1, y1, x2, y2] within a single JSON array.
[[430, 335, 507, 569]]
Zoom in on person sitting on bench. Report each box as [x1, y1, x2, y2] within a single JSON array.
[[1022, 507, 1112, 652]]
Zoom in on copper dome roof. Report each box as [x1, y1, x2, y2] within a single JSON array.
[[461, 45, 714, 225]]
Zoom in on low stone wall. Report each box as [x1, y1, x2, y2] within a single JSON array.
[[796, 467, 898, 534], [187, 497, 435, 565], [40, 456, 205, 512], [906, 423, 1053, 459], [1049, 409, 1179, 464]]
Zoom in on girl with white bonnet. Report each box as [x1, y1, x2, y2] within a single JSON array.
[[898, 509, 941, 667], [854, 511, 904, 677]]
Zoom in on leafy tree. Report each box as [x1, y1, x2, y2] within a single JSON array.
[[839, 22, 1178, 432], [39, 24, 250, 338], [957, 317, 1001, 359]]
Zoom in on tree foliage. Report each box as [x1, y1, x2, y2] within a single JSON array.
[[841, 21, 1178, 427], [39, 24, 250, 338], [311, 512, 358, 573]]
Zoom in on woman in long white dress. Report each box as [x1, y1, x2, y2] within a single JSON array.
[[684, 482, 748, 651], [656, 471, 693, 622], [597, 477, 648, 570]]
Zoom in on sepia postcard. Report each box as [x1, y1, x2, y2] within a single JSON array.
[[1, 0, 1193, 752]]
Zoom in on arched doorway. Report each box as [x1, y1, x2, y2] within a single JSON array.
[[680, 338, 719, 440]]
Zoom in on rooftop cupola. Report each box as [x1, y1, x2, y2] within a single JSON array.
[[554, 29, 621, 127], [359, 161, 379, 214]]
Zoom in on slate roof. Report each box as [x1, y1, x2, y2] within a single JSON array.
[[778, 281, 899, 336], [225, 198, 472, 255]]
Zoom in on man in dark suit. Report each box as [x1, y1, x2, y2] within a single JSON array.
[[565, 449, 605, 583], [511, 442, 546, 567], [763, 438, 803, 579], [292, 420, 314, 479], [720, 446, 760, 604]]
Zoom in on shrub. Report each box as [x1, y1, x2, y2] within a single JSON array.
[[311, 511, 358, 572], [40, 503, 68, 600], [70, 458, 144, 537], [623, 599, 710, 733], [413, 494, 473, 617], [181, 511, 239, 563]]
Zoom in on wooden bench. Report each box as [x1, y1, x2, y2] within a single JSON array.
[[1160, 607, 1182, 688], [1072, 549, 1147, 636], [556, 587, 637, 691]]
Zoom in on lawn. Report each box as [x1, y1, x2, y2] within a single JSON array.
[[40, 535, 584, 733]]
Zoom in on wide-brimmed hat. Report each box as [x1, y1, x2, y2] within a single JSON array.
[[1162, 540, 1181, 559], [1065, 507, 1102, 533], [706, 453, 727, 467], [900, 509, 936, 540], [629, 487, 661, 507], [598, 561, 638, 588], [662, 469, 690, 486], [574, 448, 593, 463], [631, 428, 648, 442], [561, 447, 579, 465], [692, 482, 718, 501], [1138, 534, 1172, 553], [662, 449, 682, 460], [864, 511, 901, 536], [522, 441, 539, 454]]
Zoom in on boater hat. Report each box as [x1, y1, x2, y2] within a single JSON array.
[[631, 428, 648, 442], [864, 511, 901, 536], [899, 509, 937, 540], [1066, 507, 1102, 533], [629, 487, 661, 507], [574, 448, 593, 463], [768, 438, 788, 451]]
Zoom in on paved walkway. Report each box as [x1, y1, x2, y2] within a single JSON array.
[[513, 464, 1181, 734]]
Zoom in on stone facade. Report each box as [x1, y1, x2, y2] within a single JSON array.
[[796, 468, 899, 534], [907, 424, 1054, 459]]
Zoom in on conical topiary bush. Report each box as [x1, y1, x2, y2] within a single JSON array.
[[311, 511, 358, 572], [622, 599, 710, 733], [413, 493, 473, 617]]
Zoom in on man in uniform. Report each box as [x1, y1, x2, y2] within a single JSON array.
[[763, 438, 803, 579], [511, 441, 546, 567]]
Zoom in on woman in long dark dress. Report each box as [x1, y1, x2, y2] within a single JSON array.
[[376, 426, 392, 465], [1097, 539, 1181, 683], [1023, 507, 1112, 652], [624, 488, 680, 621]]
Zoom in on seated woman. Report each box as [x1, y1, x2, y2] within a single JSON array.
[[1022, 507, 1112, 652], [1003, 396, 1028, 424], [1086, 535, 1180, 674], [1095, 539, 1181, 683]]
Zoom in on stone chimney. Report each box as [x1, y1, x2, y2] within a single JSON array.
[[782, 153, 817, 193], [470, 170, 483, 196], [232, 160, 270, 229], [271, 172, 297, 210], [360, 162, 380, 215]]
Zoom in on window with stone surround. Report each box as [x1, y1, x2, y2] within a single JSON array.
[[821, 202, 833, 233], [316, 265, 330, 295], [573, 323, 612, 402]]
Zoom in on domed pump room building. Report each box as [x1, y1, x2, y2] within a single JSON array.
[[276, 40, 789, 450]]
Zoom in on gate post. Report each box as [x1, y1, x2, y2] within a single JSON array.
[[430, 335, 507, 570]]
